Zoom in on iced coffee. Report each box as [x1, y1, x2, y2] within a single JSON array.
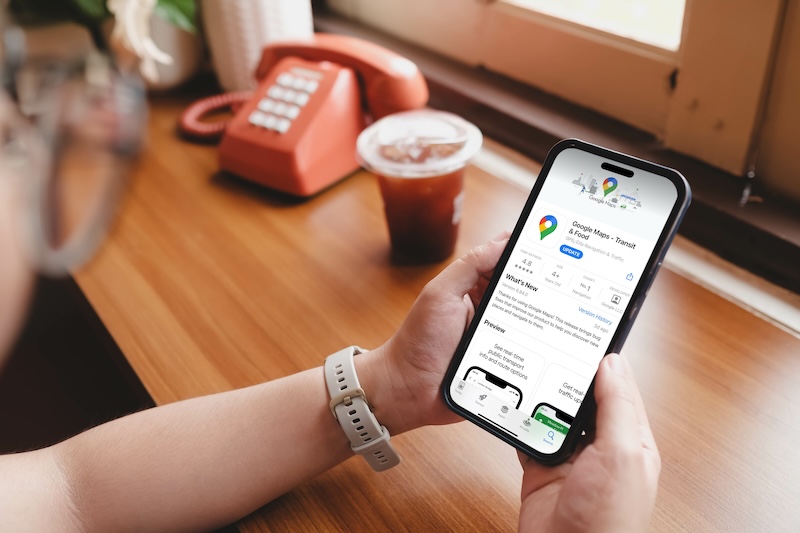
[[356, 110, 482, 263]]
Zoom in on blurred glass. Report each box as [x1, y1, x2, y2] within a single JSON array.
[[6, 51, 146, 274]]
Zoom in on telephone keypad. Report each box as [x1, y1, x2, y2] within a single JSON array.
[[251, 69, 321, 134]]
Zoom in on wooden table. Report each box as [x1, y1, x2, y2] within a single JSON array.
[[74, 94, 800, 532]]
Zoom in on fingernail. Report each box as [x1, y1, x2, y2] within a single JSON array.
[[492, 231, 509, 242], [606, 353, 626, 375]]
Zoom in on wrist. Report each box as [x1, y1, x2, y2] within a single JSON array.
[[353, 344, 422, 435]]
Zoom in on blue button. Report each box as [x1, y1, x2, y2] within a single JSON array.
[[560, 245, 583, 259]]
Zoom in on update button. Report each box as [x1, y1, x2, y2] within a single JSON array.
[[559, 245, 583, 259]]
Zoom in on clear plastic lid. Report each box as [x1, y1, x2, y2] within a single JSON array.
[[356, 109, 483, 178]]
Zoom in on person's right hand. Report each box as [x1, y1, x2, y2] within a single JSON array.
[[518, 352, 661, 533]]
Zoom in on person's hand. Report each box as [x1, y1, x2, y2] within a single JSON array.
[[518, 352, 661, 533], [356, 232, 510, 434]]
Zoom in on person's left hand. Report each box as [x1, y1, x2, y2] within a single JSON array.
[[356, 232, 510, 434]]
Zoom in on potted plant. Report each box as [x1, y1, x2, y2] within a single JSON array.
[[9, 0, 202, 89]]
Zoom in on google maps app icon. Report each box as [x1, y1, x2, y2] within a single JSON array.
[[539, 215, 557, 240]]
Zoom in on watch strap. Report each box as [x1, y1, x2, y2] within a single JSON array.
[[324, 346, 401, 471]]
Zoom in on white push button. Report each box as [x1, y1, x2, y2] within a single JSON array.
[[291, 77, 307, 91], [276, 118, 291, 133], [295, 92, 310, 106], [282, 89, 298, 104], [285, 105, 300, 119], [277, 73, 294, 87], [274, 102, 289, 116], [258, 98, 276, 113], [263, 114, 279, 130], [248, 111, 265, 126]]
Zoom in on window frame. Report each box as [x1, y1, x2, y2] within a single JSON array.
[[326, 0, 785, 179]]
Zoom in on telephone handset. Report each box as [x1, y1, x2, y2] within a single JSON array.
[[180, 33, 429, 197]]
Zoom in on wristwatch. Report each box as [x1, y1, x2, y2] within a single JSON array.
[[324, 346, 401, 471]]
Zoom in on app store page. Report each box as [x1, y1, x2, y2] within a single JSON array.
[[449, 148, 678, 454]]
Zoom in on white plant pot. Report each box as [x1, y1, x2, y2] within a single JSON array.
[[200, 0, 314, 92], [146, 15, 203, 91]]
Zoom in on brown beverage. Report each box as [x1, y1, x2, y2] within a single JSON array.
[[356, 110, 482, 264], [377, 168, 465, 263]]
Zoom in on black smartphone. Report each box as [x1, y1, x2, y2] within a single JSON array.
[[443, 139, 691, 464]]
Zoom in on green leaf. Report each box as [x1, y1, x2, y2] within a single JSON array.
[[154, 0, 197, 34], [71, 0, 110, 21]]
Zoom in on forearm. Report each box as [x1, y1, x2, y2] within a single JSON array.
[[53, 365, 355, 533], [1, 236, 508, 533]]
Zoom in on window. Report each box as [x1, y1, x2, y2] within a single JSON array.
[[507, 0, 686, 51], [327, 0, 787, 182]]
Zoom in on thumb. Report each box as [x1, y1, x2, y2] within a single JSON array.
[[428, 232, 510, 299], [593, 353, 657, 455]]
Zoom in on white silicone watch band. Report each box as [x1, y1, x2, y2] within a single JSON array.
[[324, 346, 401, 471]]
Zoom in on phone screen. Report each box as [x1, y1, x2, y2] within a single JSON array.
[[531, 403, 573, 450], [462, 366, 523, 409], [445, 141, 689, 459]]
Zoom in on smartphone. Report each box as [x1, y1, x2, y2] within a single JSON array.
[[443, 139, 690, 464]]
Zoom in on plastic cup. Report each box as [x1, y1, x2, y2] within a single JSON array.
[[356, 110, 483, 263]]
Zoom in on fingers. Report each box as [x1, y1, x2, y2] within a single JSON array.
[[429, 232, 510, 300], [593, 353, 658, 456], [517, 450, 572, 498]]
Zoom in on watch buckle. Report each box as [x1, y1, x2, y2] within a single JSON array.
[[329, 387, 370, 419]]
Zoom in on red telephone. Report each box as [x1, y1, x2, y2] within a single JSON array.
[[181, 33, 429, 197]]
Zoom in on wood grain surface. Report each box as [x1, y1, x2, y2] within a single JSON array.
[[74, 93, 800, 532]]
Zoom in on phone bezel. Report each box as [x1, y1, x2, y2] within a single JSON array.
[[442, 138, 691, 465]]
